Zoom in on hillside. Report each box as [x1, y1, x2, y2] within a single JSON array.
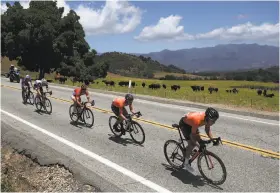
[[193, 66, 279, 82], [136, 44, 279, 72], [94, 52, 186, 78]]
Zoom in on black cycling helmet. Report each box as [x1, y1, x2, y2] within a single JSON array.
[[125, 93, 134, 103], [205, 107, 219, 122]]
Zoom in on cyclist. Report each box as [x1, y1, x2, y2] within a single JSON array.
[[71, 81, 91, 110], [111, 93, 136, 134], [179, 107, 219, 173], [34, 78, 49, 98], [21, 75, 32, 101]]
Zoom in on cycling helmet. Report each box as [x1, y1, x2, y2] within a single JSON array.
[[205, 107, 219, 122], [81, 84, 87, 90], [26, 75, 30, 79], [14, 67, 18, 71], [125, 93, 134, 103], [11, 64, 14, 67]]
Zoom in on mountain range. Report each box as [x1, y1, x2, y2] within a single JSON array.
[[133, 44, 279, 72]]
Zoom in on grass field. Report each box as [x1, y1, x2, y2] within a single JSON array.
[[1, 57, 279, 112]]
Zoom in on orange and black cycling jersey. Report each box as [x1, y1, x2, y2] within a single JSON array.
[[112, 97, 126, 108], [73, 88, 89, 98], [183, 112, 206, 133]]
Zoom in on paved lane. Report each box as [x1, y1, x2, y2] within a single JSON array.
[[1, 78, 279, 192]]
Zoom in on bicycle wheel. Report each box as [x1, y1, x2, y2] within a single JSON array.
[[34, 96, 42, 111], [69, 104, 79, 122], [129, 121, 145, 144], [82, 108, 94, 128], [197, 151, 227, 185], [108, 116, 122, 137], [22, 90, 27, 104], [44, 98, 52, 114], [28, 91, 34, 105], [164, 140, 185, 169]]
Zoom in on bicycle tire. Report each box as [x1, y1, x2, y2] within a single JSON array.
[[197, 150, 227, 185], [129, 121, 145, 144], [22, 90, 27, 104], [163, 140, 185, 169], [34, 96, 42, 111], [44, 98, 52, 114], [69, 104, 79, 122], [108, 116, 122, 137], [83, 108, 94, 128], [29, 92, 34, 105]]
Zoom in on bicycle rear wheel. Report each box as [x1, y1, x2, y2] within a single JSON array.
[[163, 140, 185, 169], [197, 151, 227, 185], [129, 121, 145, 144], [82, 108, 94, 128], [22, 90, 27, 104], [69, 104, 79, 122], [108, 116, 122, 137]]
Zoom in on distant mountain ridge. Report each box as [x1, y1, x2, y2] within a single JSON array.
[[132, 44, 279, 72]]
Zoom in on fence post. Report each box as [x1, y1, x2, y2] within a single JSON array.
[[251, 99, 253, 108]]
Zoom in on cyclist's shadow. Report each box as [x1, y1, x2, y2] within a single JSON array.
[[34, 109, 51, 115], [108, 134, 143, 147], [161, 163, 223, 190]]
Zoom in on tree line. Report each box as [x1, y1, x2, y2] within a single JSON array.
[[1, 1, 109, 81]]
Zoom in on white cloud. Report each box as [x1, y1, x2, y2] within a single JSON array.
[[134, 15, 193, 41], [1, 0, 142, 36], [1, 3, 7, 14], [75, 0, 142, 35], [237, 14, 248, 19], [135, 15, 279, 43]]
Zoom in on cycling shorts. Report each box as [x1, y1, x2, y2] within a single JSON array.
[[179, 117, 199, 140], [111, 104, 128, 117]]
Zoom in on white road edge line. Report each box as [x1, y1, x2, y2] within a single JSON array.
[[1, 109, 172, 193], [49, 84, 279, 126]]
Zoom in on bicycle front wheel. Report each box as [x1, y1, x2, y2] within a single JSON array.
[[163, 140, 185, 169], [129, 121, 145, 144], [69, 105, 79, 122], [28, 91, 34, 105], [34, 96, 42, 111], [82, 108, 94, 128], [197, 151, 227, 185], [44, 98, 52, 114]]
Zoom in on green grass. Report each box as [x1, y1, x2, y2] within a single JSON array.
[[1, 57, 279, 112]]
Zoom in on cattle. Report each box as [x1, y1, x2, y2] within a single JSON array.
[[142, 82, 146, 88], [257, 89, 262, 95], [103, 80, 115, 86], [208, 87, 218, 94], [263, 89, 267, 96], [58, 77, 67, 84], [118, 81, 136, 87], [171, 85, 180, 91], [265, 93, 275, 98], [162, 84, 166, 89], [191, 85, 204, 91], [226, 88, 238, 94], [149, 83, 161, 89]]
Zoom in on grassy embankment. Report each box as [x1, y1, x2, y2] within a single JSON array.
[[1, 57, 279, 112]]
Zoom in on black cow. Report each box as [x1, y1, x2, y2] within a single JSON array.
[[265, 93, 275, 98], [257, 90, 262, 95], [142, 82, 146, 88], [162, 84, 166, 89]]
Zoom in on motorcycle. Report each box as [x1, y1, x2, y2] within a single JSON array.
[[9, 70, 20, 83]]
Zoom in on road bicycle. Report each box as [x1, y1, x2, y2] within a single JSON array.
[[109, 111, 145, 144], [69, 101, 95, 128], [163, 123, 227, 185], [34, 90, 53, 114], [22, 86, 34, 105]]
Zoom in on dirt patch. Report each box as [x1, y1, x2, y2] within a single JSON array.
[[1, 142, 98, 192]]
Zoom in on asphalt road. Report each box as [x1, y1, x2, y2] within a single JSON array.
[[1, 77, 279, 192]]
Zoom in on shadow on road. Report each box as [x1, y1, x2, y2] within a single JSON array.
[[34, 109, 51, 115], [161, 163, 224, 190], [70, 120, 84, 129], [108, 134, 144, 147]]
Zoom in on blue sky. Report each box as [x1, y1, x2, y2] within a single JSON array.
[[1, 1, 279, 53]]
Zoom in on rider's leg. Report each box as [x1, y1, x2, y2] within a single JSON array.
[[111, 105, 121, 131], [179, 118, 195, 172]]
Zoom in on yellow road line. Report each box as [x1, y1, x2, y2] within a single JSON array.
[[2, 84, 280, 159]]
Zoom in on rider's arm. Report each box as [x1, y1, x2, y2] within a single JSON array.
[[119, 108, 127, 121], [86, 90, 90, 102], [129, 104, 135, 114], [205, 126, 214, 140]]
